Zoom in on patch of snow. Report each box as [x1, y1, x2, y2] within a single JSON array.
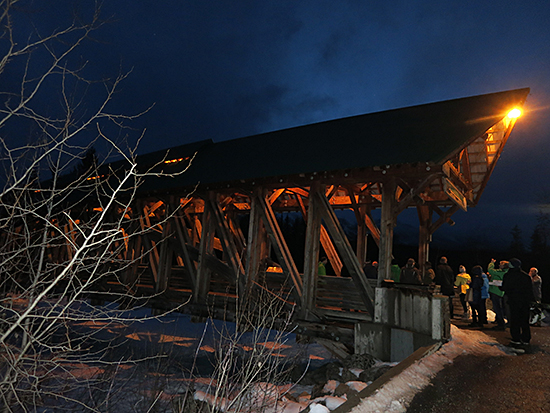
[[322, 379, 340, 394], [312, 395, 347, 410], [308, 402, 331, 413], [346, 380, 368, 392], [349, 367, 363, 378]]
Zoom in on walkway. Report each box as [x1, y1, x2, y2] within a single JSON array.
[[406, 315, 550, 412]]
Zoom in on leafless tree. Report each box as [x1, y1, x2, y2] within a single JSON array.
[[0, 2, 186, 411]]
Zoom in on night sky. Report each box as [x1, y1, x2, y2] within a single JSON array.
[[17, 1, 550, 250]]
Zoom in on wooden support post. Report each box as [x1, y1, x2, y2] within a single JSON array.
[[174, 211, 197, 289], [123, 231, 142, 292], [302, 183, 321, 317], [156, 200, 174, 293], [377, 179, 397, 287], [227, 210, 246, 255], [245, 191, 264, 291], [315, 191, 374, 316], [417, 205, 432, 279], [256, 192, 303, 305], [356, 206, 368, 268], [296, 190, 342, 276], [194, 198, 215, 304], [209, 198, 246, 297]]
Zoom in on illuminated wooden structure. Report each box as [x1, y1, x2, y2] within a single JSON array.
[[46, 89, 531, 328]]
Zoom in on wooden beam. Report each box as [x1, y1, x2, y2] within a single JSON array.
[[173, 210, 197, 289], [256, 193, 303, 304], [320, 226, 342, 277], [356, 206, 367, 268], [429, 204, 459, 233], [194, 198, 215, 304], [268, 188, 285, 205], [394, 174, 437, 216], [315, 191, 374, 316], [364, 211, 381, 246], [245, 192, 264, 290], [156, 219, 173, 293], [302, 183, 322, 317], [417, 204, 432, 278], [139, 214, 159, 284], [296, 190, 342, 277], [377, 179, 397, 287], [209, 198, 246, 296]]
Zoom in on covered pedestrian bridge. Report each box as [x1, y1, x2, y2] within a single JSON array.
[[44, 88, 531, 359]]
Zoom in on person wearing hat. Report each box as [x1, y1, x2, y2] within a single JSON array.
[[500, 258, 534, 348], [400, 258, 421, 284]]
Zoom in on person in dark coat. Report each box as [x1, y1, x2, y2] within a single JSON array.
[[400, 258, 421, 284], [500, 258, 535, 346], [363, 260, 378, 280], [435, 256, 455, 318], [469, 265, 488, 327]]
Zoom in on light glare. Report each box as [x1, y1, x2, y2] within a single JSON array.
[[507, 108, 522, 119]]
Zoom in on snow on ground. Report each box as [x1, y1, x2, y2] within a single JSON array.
[[192, 324, 516, 412], [349, 324, 510, 413]]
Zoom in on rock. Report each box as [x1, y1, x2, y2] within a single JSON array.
[[343, 353, 376, 370], [345, 381, 368, 393], [301, 361, 343, 385], [322, 379, 340, 394], [341, 367, 360, 383], [359, 363, 393, 382], [333, 382, 351, 397]]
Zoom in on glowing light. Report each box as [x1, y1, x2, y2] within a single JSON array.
[[507, 108, 522, 119], [164, 156, 189, 164]]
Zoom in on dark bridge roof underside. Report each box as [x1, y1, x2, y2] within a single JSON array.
[[137, 88, 529, 194]]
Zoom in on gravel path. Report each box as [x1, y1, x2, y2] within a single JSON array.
[[407, 319, 550, 413]]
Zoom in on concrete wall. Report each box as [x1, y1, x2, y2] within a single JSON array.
[[355, 287, 450, 361]]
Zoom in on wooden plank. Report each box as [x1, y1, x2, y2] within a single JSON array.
[[332, 342, 442, 413], [315, 191, 374, 316]]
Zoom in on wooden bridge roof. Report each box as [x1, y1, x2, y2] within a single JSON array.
[[134, 88, 529, 194]]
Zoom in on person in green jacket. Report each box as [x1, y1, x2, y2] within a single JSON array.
[[318, 257, 328, 276], [390, 259, 401, 283], [487, 259, 509, 330]]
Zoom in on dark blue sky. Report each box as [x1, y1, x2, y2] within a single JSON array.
[[21, 1, 550, 249]]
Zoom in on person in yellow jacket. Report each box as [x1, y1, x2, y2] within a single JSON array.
[[455, 265, 471, 319]]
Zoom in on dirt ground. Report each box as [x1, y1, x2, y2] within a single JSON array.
[[407, 307, 550, 413]]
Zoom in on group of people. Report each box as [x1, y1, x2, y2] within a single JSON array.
[[441, 257, 543, 349], [384, 255, 543, 349]]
